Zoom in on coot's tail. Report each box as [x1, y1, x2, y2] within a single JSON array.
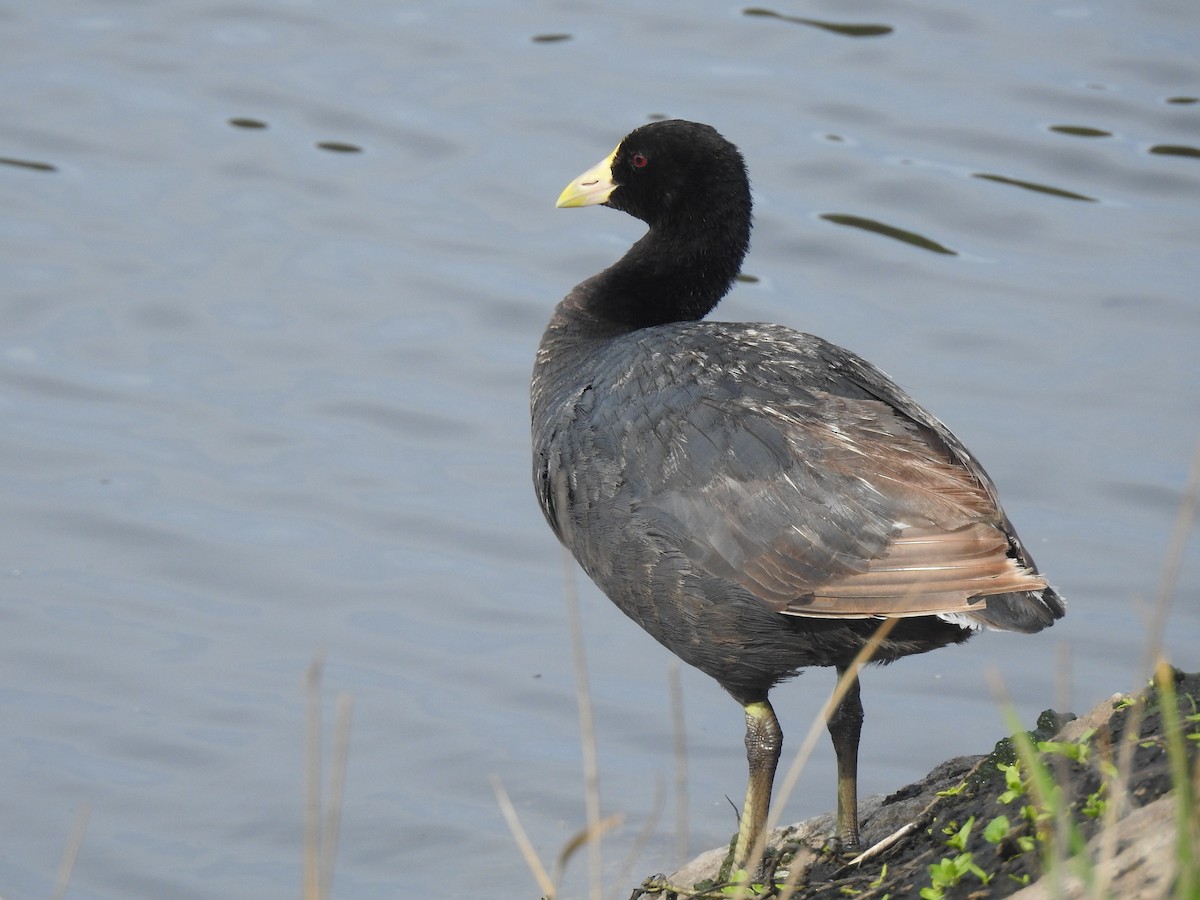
[[964, 586, 1066, 633]]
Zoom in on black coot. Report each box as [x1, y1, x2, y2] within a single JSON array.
[[531, 120, 1064, 864]]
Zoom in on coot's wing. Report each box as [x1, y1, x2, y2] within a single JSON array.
[[603, 325, 1049, 619]]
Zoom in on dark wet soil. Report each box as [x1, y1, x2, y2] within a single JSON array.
[[631, 667, 1199, 900]]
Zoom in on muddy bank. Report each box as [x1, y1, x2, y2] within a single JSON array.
[[632, 667, 1199, 900]]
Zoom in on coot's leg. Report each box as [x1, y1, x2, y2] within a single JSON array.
[[733, 698, 782, 866], [828, 665, 864, 853]]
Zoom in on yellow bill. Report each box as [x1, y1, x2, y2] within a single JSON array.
[[556, 146, 618, 208]]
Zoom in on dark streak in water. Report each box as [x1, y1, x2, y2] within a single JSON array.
[[0, 157, 57, 172], [1049, 125, 1111, 138], [1165, 96, 1198, 105], [973, 173, 1097, 202], [229, 117, 268, 129], [1148, 144, 1200, 159], [316, 141, 363, 154], [743, 7, 892, 37], [735, 272, 760, 283], [820, 214, 956, 255], [532, 33, 572, 43]]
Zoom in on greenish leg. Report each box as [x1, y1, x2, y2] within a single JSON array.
[[733, 699, 783, 866], [828, 666, 864, 854]]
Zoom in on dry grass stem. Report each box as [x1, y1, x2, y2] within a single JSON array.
[[302, 656, 352, 900], [562, 545, 605, 900], [493, 776, 556, 897], [1097, 439, 1200, 894], [318, 693, 353, 900], [304, 656, 324, 900], [557, 812, 627, 887], [774, 843, 815, 900], [51, 803, 91, 900], [669, 658, 689, 868], [843, 820, 918, 869], [1143, 438, 1200, 674], [615, 779, 664, 891]]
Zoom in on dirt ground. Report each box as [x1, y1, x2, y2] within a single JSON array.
[[630, 667, 1199, 900]]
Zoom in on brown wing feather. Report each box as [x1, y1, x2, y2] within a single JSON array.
[[782, 523, 1048, 618], [729, 397, 1045, 619]]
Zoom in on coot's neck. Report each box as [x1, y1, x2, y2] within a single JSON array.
[[534, 195, 750, 425], [562, 207, 751, 337]]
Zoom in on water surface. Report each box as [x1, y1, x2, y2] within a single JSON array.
[[1, 2, 1198, 897]]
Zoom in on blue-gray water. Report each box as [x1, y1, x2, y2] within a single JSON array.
[[2, 2, 1198, 898]]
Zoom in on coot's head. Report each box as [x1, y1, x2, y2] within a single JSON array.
[[556, 120, 751, 230]]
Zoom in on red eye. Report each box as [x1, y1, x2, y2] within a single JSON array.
[[631, 152, 648, 169]]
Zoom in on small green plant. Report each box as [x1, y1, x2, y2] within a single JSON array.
[[718, 867, 774, 896], [997, 761, 1025, 804], [935, 780, 966, 797], [920, 852, 991, 899], [1037, 729, 1095, 764], [919, 815, 994, 898], [1002, 703, 1094, 888], [869, 864, 888, 888], [983, 814, 1011, 844], [1080, 785, 1107, 820], [1186, 712, 1200, 742], [942, 816, 975, 851], [984, 813, 1037, 854]]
